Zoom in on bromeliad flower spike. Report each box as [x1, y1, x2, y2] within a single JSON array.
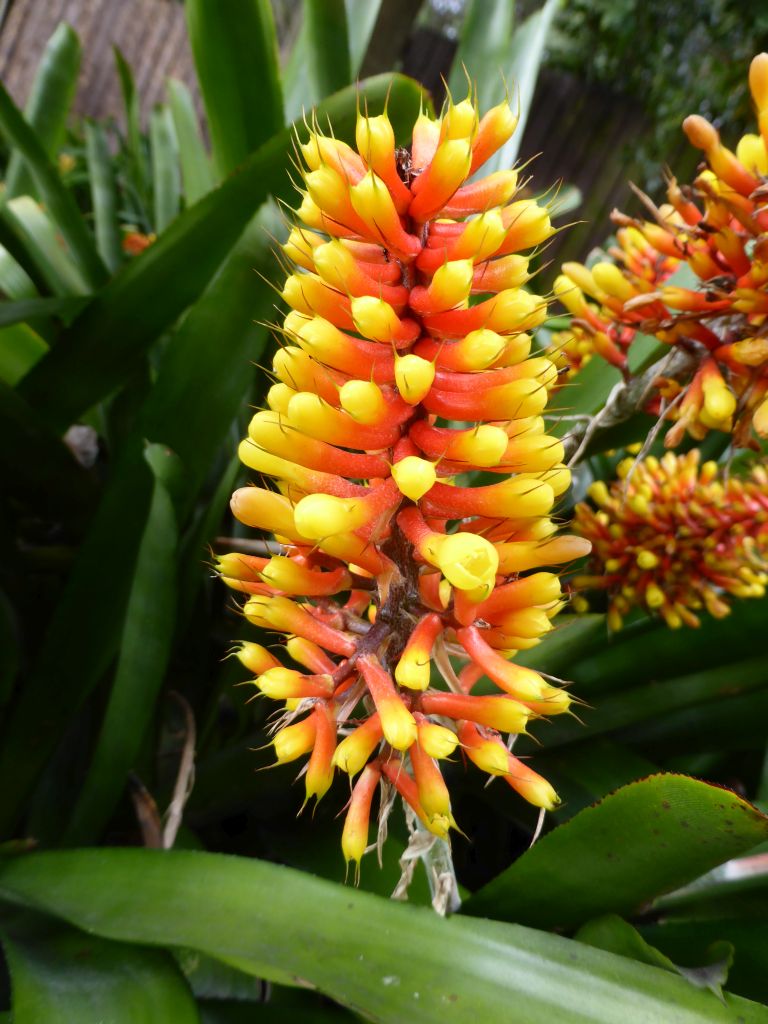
[[219, 92, 590, 875], [551, 54, 768, 449], [573, 451, 768, 630]]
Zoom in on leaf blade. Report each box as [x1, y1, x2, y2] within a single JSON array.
[[4, 23, 81, 199], [185, 0, 283, 177], [305, 0, 352, 99], [2, 916, 198, 1024], [167, 78, 214, 204], [0, 78, 106, 288], [480, 0, 559, 173], [63, 443, 180, 844], [84, 121, 122, 273], [464, 774, 768, 929], [150, 105, 181, 233], [448, 0, 515, 111], [0, 848, 764, 1024]]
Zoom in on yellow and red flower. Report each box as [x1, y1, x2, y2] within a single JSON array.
[[221, 92, 590, 872], [551, 53, 768, 448], [572, 450, 768, 630]]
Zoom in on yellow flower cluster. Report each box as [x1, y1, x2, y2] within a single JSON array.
[[218, 92, 590, 872], [573, 451, 768, 629], [553, 54, 768, 448]]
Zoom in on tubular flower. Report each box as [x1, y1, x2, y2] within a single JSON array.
[[572, 450, 768, 630], [221, 92, 588, 873], [551, 53, 768, 449]]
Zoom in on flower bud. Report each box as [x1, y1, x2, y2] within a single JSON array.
[[394, 353, 435, 404], [255, 666, 334, 700], [394, 613, 442, 690], [339, 380, 388, 425], [471, 100, 518, 172], [293, 493, 370, 540], [333, 714, 383, 776], [235, 641, 280, 675], [359, 655, 417, 751], [417, 718, 458, 759], [342, 763, 381, 874], [391, 455, 436, 501], [273, 715, 317, 764], [304, 703, 336, 807], [505, 755, 561, 810], [458, 721, 510, 775]]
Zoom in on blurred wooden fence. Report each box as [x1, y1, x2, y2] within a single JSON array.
[[0, 0, 199, 121], [0, 1, 698, 267]]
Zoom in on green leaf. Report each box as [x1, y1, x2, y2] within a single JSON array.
[[571, 597, 768, 696], [175, 948, 265, 1002], [0, 379, 96, 523], [305, 0, 352, 100], [0, 196, 91, 296], [0, 848, 765, 1023], [577, 914, 734, 1001], [0, 444, 151, 835], [0, 206, 280, 834], [538, 739, 659, 821], [283, 20, 312, 122], [18, 74, 426, 433], [641, 920, 768, 1006], [150, 105, 181, 232], [186, 0, 283, 178], [64, 443, 180, 844], [514, 612, 607, 677], [0, 296, 86, 331], [549, 352, 622, 435], [464, 774, 768, 928], [114, 47, 149, 207], [0, 321, 47, 385], [167, 78, 214, 204], [4, 23, 81, 200], [84, 120, 122, 273], [481, 0, 559, 173], [138, 204, 280, 507], [0, 587, 19, 709], [176, 450, 241, 626], [0, 239, 37, 300], [655, 872, 768, 921], [0, 78, 106, 289], [449, 0, 515, 111], [1, 914, 198, 1023], [199, 991, 356, 1023], [554, 182, 582, 216], [532, 652, 768, 750], [345, 0, 383, 76]]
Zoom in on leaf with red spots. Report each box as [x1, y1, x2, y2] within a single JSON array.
[[464, 774, 768, 929]]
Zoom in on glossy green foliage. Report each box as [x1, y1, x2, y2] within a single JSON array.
[[1, 850, 766, 1024], [465, 775, 768, 927], [0, 4, 767, 1022]]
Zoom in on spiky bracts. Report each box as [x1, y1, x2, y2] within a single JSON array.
[[220, 92, 590, 874], [572, 451, 768, 630], [552, 53, 768, 448]]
